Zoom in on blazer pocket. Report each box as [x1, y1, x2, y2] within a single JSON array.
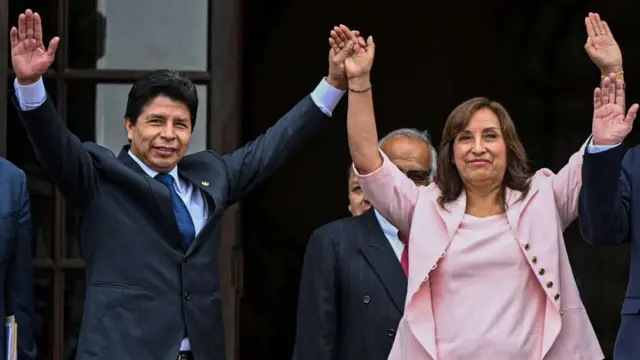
[[621, 298, 640, 315]]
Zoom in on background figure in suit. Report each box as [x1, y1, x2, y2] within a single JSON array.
[[293, 128, 436, 360], [578, 14, 640, 360], [9, 9, 358, 360], [0, 157, 37, 360], [347, 161, 371, 216]]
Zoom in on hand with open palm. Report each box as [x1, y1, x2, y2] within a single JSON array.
[[10, 9, 59, 84], [592, 74, 638, 146], [584, 12, 622, 75]]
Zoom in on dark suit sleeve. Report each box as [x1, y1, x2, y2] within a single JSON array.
[[292, 227, 338, 360], [12, 96, 99, 207], [579, 144, 632, 245], [7, 173, 37, 360], [221, 95, 328, 205]]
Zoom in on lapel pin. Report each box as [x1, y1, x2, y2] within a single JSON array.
[[201, 181, 210, 186]]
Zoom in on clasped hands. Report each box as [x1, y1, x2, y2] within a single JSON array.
[[326, 25, 375, 92]]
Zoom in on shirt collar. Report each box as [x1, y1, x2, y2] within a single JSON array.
[[128, 150, 182, 193], [374, 209, 399, 241]]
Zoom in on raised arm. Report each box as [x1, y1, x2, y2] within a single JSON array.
[[550, 139, 587, 230], [221, 79, 340, 205], [11, 10, 99, 207], [579, 74, 638, 245], [338, 27, 418, 234], [221, 29, 362, 205]]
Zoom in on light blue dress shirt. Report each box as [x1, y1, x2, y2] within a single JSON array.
[[587, 138, 620, 153], [374, 209, 404, 261]]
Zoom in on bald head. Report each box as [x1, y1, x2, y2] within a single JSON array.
[[346, 128, 436, 216], [380, 132, 434, 186]]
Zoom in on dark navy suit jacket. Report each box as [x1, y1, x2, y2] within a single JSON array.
[[0, 157, 37, 360], [13, 89, 329, 359], [579, 143, 640, 360], [293, 210, 407, 360]]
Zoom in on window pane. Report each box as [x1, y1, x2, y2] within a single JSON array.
[[6, 79, 57, 260], [68, 0, 208, 70], [8, 0, 59, 71], [63, 270, 85, 360], [64, 82, 207, 257], [33, 269, 53, 360]]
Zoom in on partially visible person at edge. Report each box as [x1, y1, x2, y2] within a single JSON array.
[[578, 13, 640, 360], [10, 9, 362, 360], [294, 123, 436, 360], [337, 17, 607, 359], [0, 156, 37, 360]]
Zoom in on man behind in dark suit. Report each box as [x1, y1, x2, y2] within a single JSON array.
[[10, 9, 358, 360], [0, 157, 37, 360], [293, 128, 436, 360], [575, 13, 636, 360], [346, 160, 371, 217]]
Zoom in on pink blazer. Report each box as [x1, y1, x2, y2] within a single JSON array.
[[355, 141, 603, 360]]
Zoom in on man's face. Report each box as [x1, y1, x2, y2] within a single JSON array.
[[348, 168, 371, 216], [347, 135, 433, 216], [381, 135, 433, 187], [125, 95, 192, 173]]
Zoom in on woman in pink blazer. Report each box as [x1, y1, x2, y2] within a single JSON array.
[[335, 27, 621, 360]]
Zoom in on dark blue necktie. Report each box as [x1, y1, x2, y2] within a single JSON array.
[[155, 173, 196, 248]]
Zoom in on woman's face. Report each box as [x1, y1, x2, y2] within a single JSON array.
[[453, 108, 507, 187]]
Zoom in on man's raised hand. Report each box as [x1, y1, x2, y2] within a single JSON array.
[[592, 74, 638, 146], [327, 27, 362, 90], [10, 9, 59, 85]]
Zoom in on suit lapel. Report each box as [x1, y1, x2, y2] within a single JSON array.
[[116, 146, 146, 176], [178, 156, 224, 257], [116, 147, 225, 255], [359, 210, 407, 313], [117, 147, 184, 249]]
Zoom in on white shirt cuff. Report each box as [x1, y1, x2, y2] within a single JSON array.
[[587, 137, 621, 154], [310, 77, 346, 117], [14, 77, 47, 111]]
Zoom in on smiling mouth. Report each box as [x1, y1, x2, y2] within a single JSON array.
[[469, 160, 490, 164], [153, 146, 177, 156]]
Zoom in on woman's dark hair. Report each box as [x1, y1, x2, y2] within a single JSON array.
[[437, 97, 531, 209]]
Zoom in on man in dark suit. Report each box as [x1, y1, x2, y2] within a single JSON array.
[[293, 129, 436, 360], [579, 79, 639, 360], [10, 9, 357, 360], [0, 158, 37, 360], [578, 13, 639, 360]]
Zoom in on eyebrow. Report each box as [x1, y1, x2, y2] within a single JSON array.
[[146, 114, 189, 123], [459, 126, 500, 133]]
